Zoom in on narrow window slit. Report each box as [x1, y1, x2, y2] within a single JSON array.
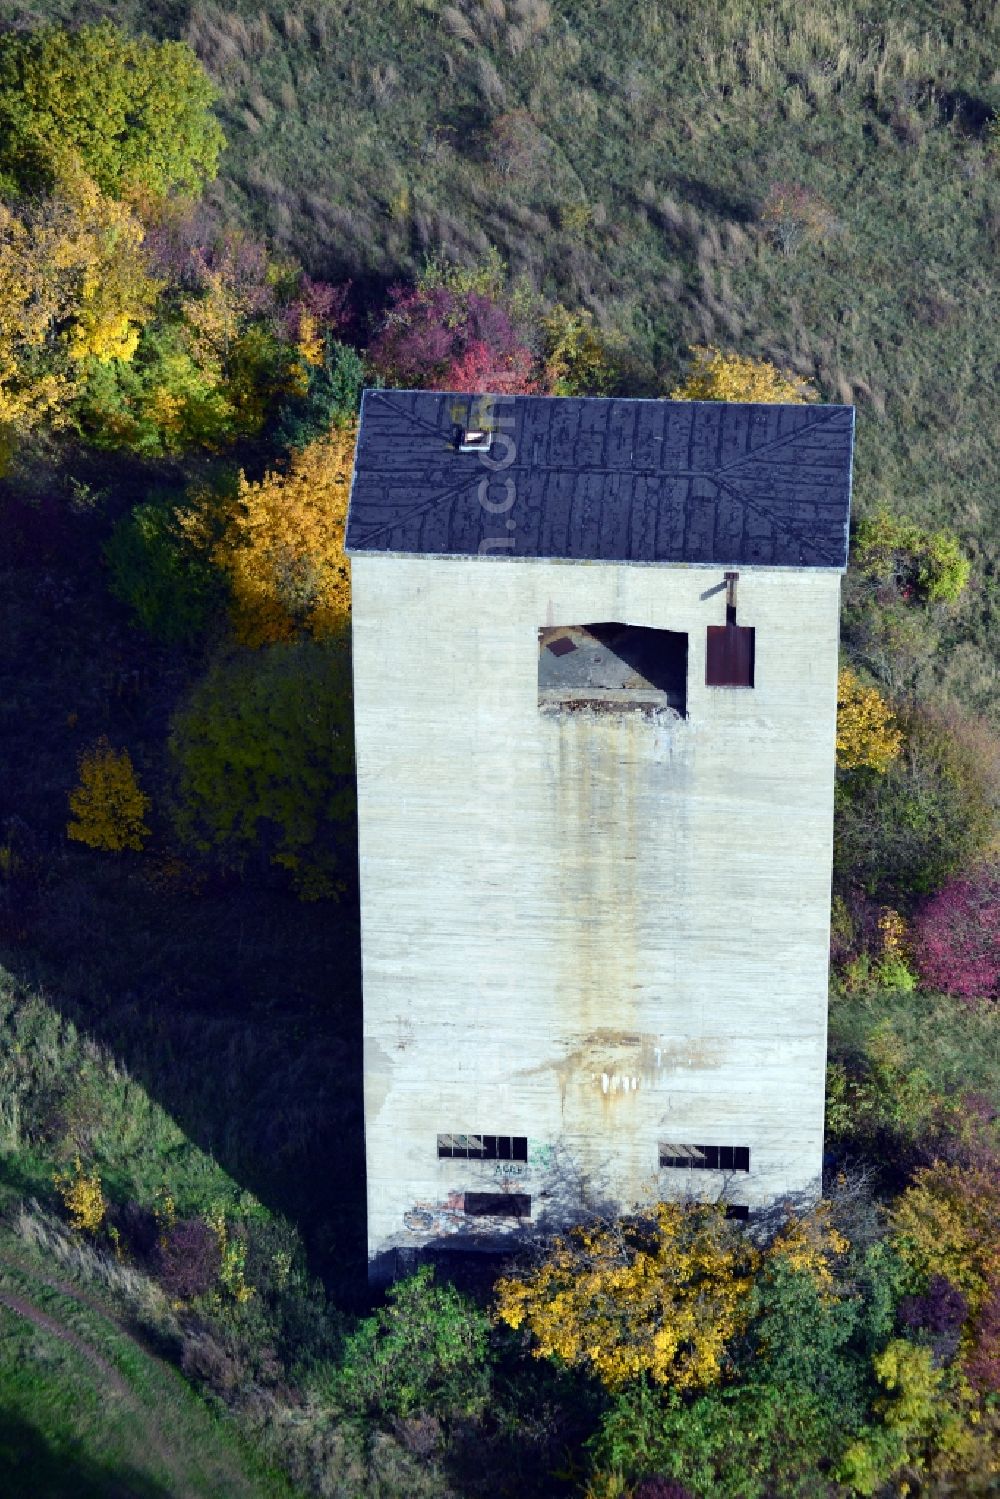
[[438, 1135, 528, 1161], [659, 1144, 751, 1172]]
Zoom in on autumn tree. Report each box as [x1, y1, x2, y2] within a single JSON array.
[[854, 506, 970, 605], [892, 1160, 1000, 1319], [913, 865, 1000, 1002], [76, 221, 347, 456], [496, 1202, 845, 1396], [542, 305, 618, 396], [369, 282, 539, 391], [0, 23, 223, 201], [67, 738, 151, 852], [671, 345, 816, 403], [197, 427, 356, 648], [0, 170, 159, 443], [836, 668, 902, 773], [495, 1203, 760, 1392], [168, 638, 354, 897]]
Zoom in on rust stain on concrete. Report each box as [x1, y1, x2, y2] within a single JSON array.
[[517, 1028, 724, 1108]]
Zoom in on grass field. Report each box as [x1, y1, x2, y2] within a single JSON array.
[[0, 1226, 297, 1498]]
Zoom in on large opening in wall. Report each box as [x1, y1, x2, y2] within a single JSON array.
[[538, 623, 687, 716]]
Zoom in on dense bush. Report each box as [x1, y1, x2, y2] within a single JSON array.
[[760, 180, 838, 255], [0, 23, 223, 200], [275, 337, 366, 450], [591, 1260, 876, 1498], [155, 1217, 221, 1300], [854, 507, 971, 605], [670, 345, 816, 403], [168, 638, 354, 896], [897, 1274, 967, 1365], [834, 702, 999, 899], [912, 865, 1000, 1002], [104, 492, 224, 645], [329, 1265, 491, 1423], [825, 1022, 942, 1158], [73, 323, 240, 455]]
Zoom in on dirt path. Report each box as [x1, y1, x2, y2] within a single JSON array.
[[0, 1254, 269, 1499], [0, 1286, 132, 1400]]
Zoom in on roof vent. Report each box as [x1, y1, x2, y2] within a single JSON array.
[[458, 426, 493, 453]]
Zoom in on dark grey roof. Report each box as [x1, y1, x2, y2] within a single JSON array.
[[345, 390, 854, 568]]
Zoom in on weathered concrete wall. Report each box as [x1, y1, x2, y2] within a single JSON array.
[[351, 554, 842, 1269]]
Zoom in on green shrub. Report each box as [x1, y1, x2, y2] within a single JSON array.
[[329, 1265, 491, 1423], [854, 508, 971, 605], [541, 306, 618, 396], [74, 324, 238, 456], [168, 638, 354, 897], [825, 1022, 941, 1151], [834, 702, 998, 899], [275, 336, 366, 451], [591, 1263, 870, 1499], [104, 492, 223, 645], [0, 22, 223, 201]]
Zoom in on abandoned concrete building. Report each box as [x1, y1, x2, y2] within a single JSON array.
[[346, 390, 855, 1278]]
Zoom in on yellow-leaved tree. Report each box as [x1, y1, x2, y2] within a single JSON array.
[[671, 345, 816, 403], [836, 667, 902, 773], [495, 1203, 759, 1392], [67, 738, 151, 852], [495, 1201, 848, 1394], [0, 166, 159, 443], [891, 1161, 1000, 1318], [199, 425, 356, 648], [54, 1157, 106, 1234]]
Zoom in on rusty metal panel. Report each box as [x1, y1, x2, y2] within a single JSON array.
[[706, 625, 755, 688]]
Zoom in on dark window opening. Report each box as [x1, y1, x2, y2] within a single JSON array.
[[464, 1192, 531, 1218], [438, 1134, 528, 1161], [539, 623, 687, 715], [706, 625, 755, 688], [659, 1144, 751, 1172]]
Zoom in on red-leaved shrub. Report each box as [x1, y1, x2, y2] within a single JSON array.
[[155, 1217, 221, 1299], [913, 865, 1000, 1003], [633, 1480, 694, 1499], [447, 338, 539, 393], [368, 284, 538, 392]]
